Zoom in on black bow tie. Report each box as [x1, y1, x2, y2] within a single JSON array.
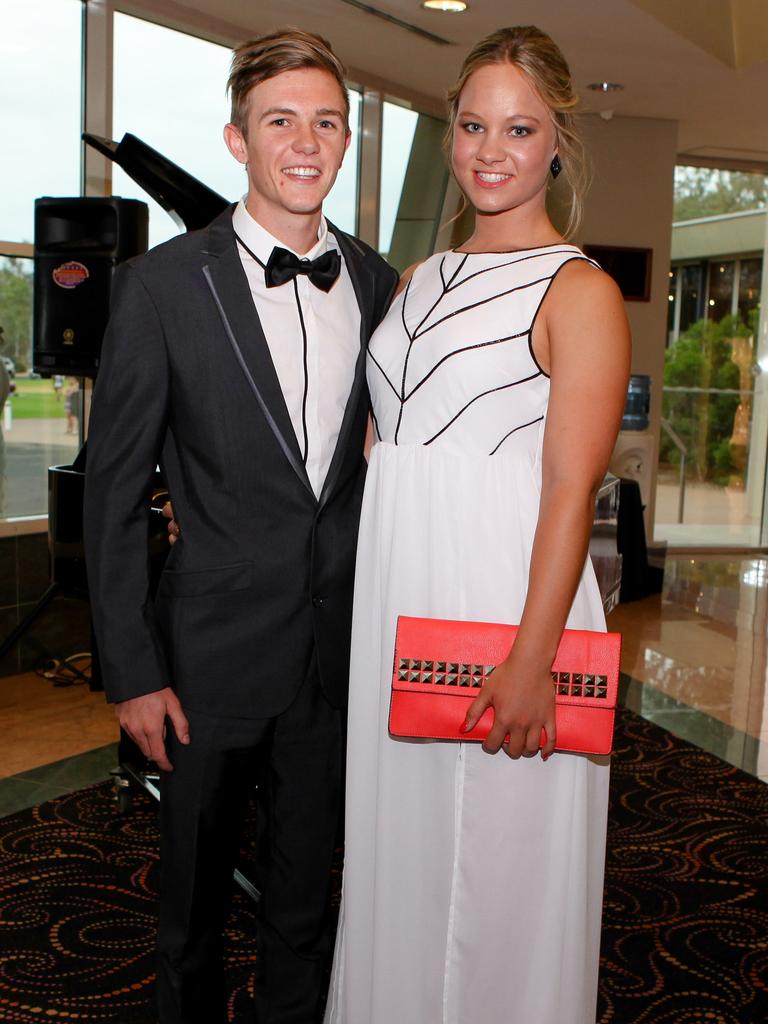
[[264, 246, 341, 292]]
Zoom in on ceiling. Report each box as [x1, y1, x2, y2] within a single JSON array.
[[124, 0, 768, 169]]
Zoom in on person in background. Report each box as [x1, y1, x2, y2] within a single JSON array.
[[63, 377, 79, 434]]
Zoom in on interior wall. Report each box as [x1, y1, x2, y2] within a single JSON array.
[[577, 114, 679, 536]]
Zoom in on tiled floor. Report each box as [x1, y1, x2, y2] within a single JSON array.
[[0, 741, 118, 818], [0, 553, 766, 819], [0, 669, 118, 815]]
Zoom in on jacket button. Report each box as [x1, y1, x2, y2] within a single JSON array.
[[312, 596, 325, 607]]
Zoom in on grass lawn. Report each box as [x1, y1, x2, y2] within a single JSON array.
[[10, 378, 67, 419]]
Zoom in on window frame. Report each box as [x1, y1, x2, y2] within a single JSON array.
[[2, 0, 449, 533]]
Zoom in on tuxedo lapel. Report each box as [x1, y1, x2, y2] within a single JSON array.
[[201, 208, 315, 500], [318, 225, 375, 511]]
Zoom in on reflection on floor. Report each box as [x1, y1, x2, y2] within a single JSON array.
[[0, 553, 766, 819], [608, 554, 768, 782]]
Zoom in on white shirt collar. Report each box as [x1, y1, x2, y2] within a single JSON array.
[[232, 197, 333, 265]]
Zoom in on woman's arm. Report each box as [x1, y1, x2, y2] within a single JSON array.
[[464, 260, 631, 759]]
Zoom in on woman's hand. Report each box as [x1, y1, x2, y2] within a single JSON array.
[[463, 656, 556, 760]]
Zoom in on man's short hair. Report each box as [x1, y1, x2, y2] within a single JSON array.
[[228, 27, 350, 136]]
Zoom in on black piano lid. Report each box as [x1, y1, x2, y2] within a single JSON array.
[[83, 131, 230, 232]]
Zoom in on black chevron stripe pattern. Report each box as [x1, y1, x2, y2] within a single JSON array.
[[368, 246, 595, 454]]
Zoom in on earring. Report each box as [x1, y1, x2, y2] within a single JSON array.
[[550, 154, 562, 179]]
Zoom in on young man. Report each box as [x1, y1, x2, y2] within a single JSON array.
[[84, 29, 398, 1024]]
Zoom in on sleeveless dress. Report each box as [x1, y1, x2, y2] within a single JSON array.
[[325, 245, 610, 1024]]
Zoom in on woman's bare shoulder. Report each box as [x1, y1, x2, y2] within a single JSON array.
[[553, 257, 624, 308]]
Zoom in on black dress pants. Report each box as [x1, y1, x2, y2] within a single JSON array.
[[156, 666, 343, 1024]]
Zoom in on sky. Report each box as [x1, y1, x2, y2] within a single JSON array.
[[1, 0, 82, 243]]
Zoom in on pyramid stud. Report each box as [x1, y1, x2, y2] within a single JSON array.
[[398, 659, 409, 671], [435, 673, 445, 685], [447, 674, 458, 686], [398, 670, 408, 681]]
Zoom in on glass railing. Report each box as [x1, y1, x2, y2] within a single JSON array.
[[654, 309, 765, 546], [655, 381, 762, 546]]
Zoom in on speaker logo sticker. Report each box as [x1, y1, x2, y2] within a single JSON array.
[[52, 261, 89, 289]]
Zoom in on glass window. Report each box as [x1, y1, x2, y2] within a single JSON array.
[[738, 257, 762, 327], [113, 14, 243, 248], [0, 0, 83, 244], [679, 264, 703, 333], [379, 101, 448, 272], [380, 103, 420, 257], [706, 261, 735, 322], [113, 14, 361, 248], [324, 89, 361, 235], [0, 257, 80, 519]]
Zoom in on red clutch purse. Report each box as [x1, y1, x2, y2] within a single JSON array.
[[389, 616, 621, 755]]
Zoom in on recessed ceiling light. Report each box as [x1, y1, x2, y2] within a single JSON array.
[[587, 82, 624, 92], [421, 1, 468, 12]]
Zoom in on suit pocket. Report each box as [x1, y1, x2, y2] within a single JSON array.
[[160, 560, 253, 597]]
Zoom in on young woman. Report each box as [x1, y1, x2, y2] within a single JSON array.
[[325, 25, 631, 1024]]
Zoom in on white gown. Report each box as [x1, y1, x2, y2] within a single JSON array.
[[325, 245, 610, 1024]]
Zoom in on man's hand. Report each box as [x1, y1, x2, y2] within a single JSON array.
[[116, 687, 190, 771], [162, 501, 180, 545]]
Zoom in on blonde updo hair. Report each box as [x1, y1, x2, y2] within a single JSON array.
[[445, 25, 588, 238]]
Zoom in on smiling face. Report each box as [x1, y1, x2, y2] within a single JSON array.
[[451, 61, 558, 225], [224, 66, 351, 243]]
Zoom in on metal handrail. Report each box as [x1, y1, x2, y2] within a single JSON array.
[[660, 418, 688, 524], [662, 386, 753, 396]]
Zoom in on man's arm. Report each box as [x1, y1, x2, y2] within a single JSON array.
[[84, 262, 188, 770]]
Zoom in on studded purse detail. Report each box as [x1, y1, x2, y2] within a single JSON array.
[[389, 616, 621, 755]]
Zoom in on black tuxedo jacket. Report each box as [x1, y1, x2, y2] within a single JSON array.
[[84, 206, 398, 718]]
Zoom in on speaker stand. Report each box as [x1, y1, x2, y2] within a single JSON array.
[[0, 582, 58, 662]]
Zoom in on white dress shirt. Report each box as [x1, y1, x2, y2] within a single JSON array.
[[232, 199, 362, 498]]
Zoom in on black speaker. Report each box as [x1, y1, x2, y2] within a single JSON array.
[[33, 196, 148, 377]]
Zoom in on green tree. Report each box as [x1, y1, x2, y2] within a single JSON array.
[[0, 258, 33, 372], [661, 311, 757, 483], [674, 167, 767, 222]]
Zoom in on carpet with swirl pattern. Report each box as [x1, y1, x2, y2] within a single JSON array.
[[0, 707, 766, 1024]]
